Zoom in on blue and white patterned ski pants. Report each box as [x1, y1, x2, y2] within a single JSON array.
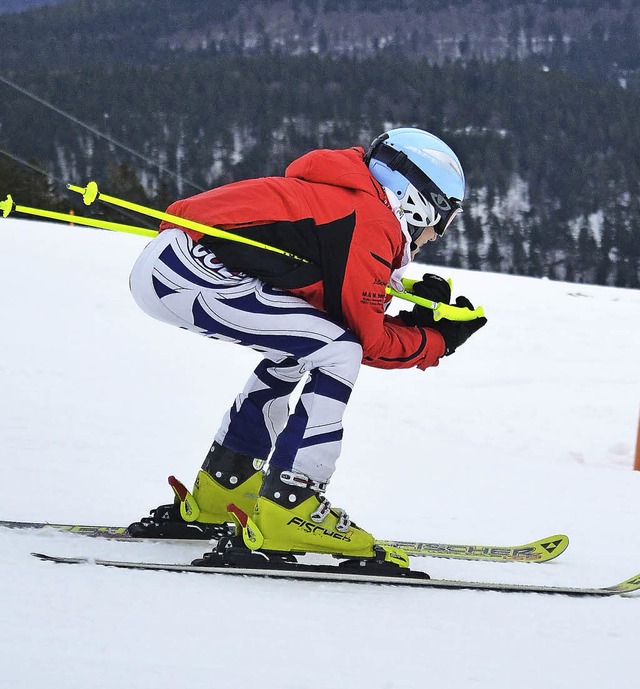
[[129, 228, 362, 483]]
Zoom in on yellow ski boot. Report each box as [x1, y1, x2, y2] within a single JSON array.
[[127, 443, 264, 539], [229, 467, 409, 568], [190, 444, 264, 524]]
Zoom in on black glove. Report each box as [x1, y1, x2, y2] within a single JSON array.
[[430, 296, 488, 356], [397, 273, 451, 327], [412, 273, 451, 304]]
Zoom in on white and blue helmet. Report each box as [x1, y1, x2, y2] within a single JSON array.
[[365, 127, 465, 237]]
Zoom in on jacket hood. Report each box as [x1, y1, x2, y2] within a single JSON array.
[[285, 146, 383, 197]]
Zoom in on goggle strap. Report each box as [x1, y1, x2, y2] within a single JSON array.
[[371, 142, 462, 236]]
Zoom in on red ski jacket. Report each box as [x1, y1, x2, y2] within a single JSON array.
[[159, 146, 445, 370]]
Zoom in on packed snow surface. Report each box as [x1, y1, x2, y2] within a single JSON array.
[[1, 218, 639, 689]]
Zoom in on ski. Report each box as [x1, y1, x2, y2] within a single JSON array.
[[376, 534, 568, 562], [0, 520, 134, 539], [0, 519, 568, 562], [31, 551, 640, 597]]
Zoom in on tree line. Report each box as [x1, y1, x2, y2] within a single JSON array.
[[1, 52, 638, 287]]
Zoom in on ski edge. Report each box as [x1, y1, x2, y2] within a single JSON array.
[[1, 521, 568, 563], [31, 552, 640, 597]]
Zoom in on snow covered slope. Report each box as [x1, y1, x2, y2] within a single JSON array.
[[1, 218, 639, 689]]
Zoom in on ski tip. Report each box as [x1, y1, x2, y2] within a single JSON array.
[[32, 552, 61, 563], [532, 534, 570, 561], [31, 552, 89, 565], [602, 571, 640, 595]]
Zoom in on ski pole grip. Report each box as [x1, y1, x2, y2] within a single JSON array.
[[385, 285, 485, 322], [435, 301, 485, 322]]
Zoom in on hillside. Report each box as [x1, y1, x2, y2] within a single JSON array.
[[0, 0, 66, 13], [0, 0, 639, 288], [2, 0, 640, 90]]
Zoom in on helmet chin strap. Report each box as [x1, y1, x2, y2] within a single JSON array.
[[407, 222, 425, 243]]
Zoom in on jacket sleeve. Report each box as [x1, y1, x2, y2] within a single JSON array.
[[339, 220, 445, 370]]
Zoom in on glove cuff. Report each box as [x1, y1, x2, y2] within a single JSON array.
[[415, 328, 446, 368]]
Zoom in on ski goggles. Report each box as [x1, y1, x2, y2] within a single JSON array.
[[369, 141, 462, 236]]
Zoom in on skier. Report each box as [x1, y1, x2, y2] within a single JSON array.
[[128, 127, 487, 564]]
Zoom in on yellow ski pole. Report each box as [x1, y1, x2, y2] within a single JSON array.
[[67, 180, 310, 263], [0, 194, 158, 237], [58, 181, 484, 322], [386, 277, 485, 322]]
